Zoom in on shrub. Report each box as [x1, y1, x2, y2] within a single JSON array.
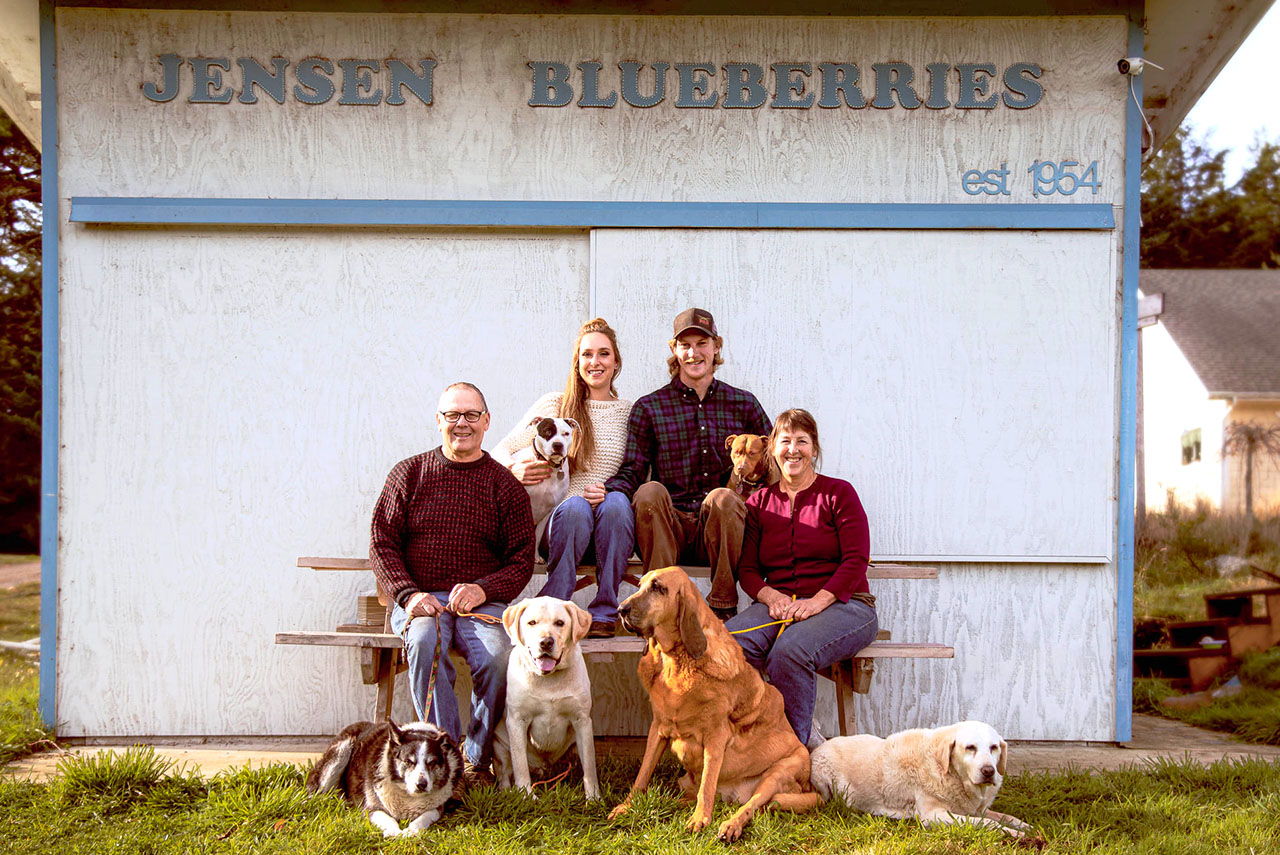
[[1238, 648, 1280, 691], [53, 745, 204, 815]]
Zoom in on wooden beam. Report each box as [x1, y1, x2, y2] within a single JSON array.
[[298, 556, 938, 580]]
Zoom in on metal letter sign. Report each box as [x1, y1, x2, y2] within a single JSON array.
[[138, 55, 1043, 111]]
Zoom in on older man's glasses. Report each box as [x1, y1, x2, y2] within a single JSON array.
[[439, 410, 486, 424]]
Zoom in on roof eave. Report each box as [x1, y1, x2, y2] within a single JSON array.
[[1144, 0, 1278, 155], [1207, 392, 1280, 401]]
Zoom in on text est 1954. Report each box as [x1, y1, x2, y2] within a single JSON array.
[[961, 161, 1101, 197]]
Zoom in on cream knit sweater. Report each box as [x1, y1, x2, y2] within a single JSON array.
[[491, 392, 633, 498]]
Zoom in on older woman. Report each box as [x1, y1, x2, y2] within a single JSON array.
[[725, 408, 878, 747], [493, 318, 634, 638]]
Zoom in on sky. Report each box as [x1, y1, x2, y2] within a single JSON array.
[[1181, 2, 1280, 184]]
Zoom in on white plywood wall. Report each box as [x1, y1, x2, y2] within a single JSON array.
[[52, 10, 1126, 740], [55, 224, 1120, 740], [57, 229, 591, 734], [57, 10, 1127, 204], [434, 561, 1118, 740], [595, 228, 1118, 561]]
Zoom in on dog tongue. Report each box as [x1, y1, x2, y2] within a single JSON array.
[[537, 656, 557, 673]]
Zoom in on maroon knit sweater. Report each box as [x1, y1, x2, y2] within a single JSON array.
[[370, 448, 534, 608]]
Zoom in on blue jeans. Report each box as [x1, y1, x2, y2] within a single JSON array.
[[540, 492, 635, 624], [726, 598, 879, 745], [389, 595, 510, 769]]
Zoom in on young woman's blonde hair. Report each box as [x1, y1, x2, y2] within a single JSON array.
[[769, 408, 822, 471], [560, 318, 622, 471]]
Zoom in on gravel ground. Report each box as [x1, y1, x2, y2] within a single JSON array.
[[0, 560, 39, 589]]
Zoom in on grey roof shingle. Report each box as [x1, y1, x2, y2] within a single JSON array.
[[1141, 270, 1280, 398]]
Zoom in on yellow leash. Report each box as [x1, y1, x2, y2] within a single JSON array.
[[727, 595, 797, 637], [454, 611, 503, 624], [400, 610, 505, 724], [729, 618, 791, 635]]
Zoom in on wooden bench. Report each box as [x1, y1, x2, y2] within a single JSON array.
[[276, 557, 953, 735]]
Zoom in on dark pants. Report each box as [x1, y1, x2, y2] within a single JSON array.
[[727, 599, 879, 745], [631, 481, 745, 610]]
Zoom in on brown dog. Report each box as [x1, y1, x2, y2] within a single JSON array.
[[609, 567, 819, 842], [725, 434, 773, 498]]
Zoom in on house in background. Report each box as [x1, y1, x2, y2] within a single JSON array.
[[1141, 270, 1280, 515]]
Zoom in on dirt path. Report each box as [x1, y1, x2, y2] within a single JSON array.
[[6, 715, 1280, 783], [0, 560, 40, 589]]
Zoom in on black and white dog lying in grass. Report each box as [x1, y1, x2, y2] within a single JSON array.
[[306, 720, 464, 837]]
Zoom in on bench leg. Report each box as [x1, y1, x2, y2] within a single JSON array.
[[373, 649, 398, 722], [852, 657, 875, 693], [832, 661, 856, 737]]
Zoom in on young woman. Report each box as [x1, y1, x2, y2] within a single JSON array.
[[493, 318, 634, 637], [724, 408, 879, 746]]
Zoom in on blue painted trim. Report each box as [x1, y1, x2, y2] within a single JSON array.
[[1114, 5, 1140, 744], [69, 197, 1116, 230], [38, 0, 58, 731]]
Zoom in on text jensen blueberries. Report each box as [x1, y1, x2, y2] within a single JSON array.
[[139, 54, 1044, 111], [962, 161, 1102, 196]]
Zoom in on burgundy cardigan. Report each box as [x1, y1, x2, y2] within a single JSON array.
[[736, 473, 872, 605]]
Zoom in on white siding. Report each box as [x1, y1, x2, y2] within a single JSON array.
[[1141, 321, 1227, 510], [53, 10, 1127, 740], [57, 10, 1127, 204], [595, 228, 1118, 561], [1223, 400, 1280, 515], [57, 229, 590, 735]]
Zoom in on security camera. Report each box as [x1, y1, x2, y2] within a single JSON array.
[[1118, 57, 1163, 75]]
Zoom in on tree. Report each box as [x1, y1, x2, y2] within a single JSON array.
[[1141, 128, 1280, 268], [0, 110, 41, 552], [1221, 421, 1280, 553], [1228, 140, 1280, 268]]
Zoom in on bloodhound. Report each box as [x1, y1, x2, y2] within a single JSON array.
[[608, 566, 820, 842]]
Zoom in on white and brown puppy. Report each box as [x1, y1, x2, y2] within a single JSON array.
[[492, 596, 601, 799], [509, 417, 578, 548], [306, 720, 464, 838], [809, 720, 1034, 839]]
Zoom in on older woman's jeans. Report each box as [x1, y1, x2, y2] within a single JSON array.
[[390, 597, 510, 769], [540, 492, 636, 625], [726, 598, 879, 746]]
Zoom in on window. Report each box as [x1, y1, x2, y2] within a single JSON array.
[[1181, 428, 1202, 465]]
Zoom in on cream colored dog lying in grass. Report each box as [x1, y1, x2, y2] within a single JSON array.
[[809, 720, 1035, 840]]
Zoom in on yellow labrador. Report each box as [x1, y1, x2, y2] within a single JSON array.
[[492, 597, 600, 799], [809, 720, 1035, 839]]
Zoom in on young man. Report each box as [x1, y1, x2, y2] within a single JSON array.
[[369, 381, 534, 780], [604, 308, 770, 620]]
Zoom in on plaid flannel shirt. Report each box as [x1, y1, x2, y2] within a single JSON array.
[[605, 376, 771, 512]]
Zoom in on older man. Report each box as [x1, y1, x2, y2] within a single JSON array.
[[604, 308, 770, 620], [370, 381, 534, 780]]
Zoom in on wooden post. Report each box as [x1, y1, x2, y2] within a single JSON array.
[[1136, 292, 1163, 537]]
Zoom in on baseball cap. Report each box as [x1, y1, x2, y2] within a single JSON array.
[[673, 307, 717, 338]]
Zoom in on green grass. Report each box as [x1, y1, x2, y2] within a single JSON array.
[[0, 582, 40, 641], [1135, 649, 1280, 746], [0, 747, 1278, 855], [0, 651, 49, 765], [0, 555, 37, 566], [1134, 505, 1280, 622], [1132, 506, 1280, 742], [0, 578, 49, 765]]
